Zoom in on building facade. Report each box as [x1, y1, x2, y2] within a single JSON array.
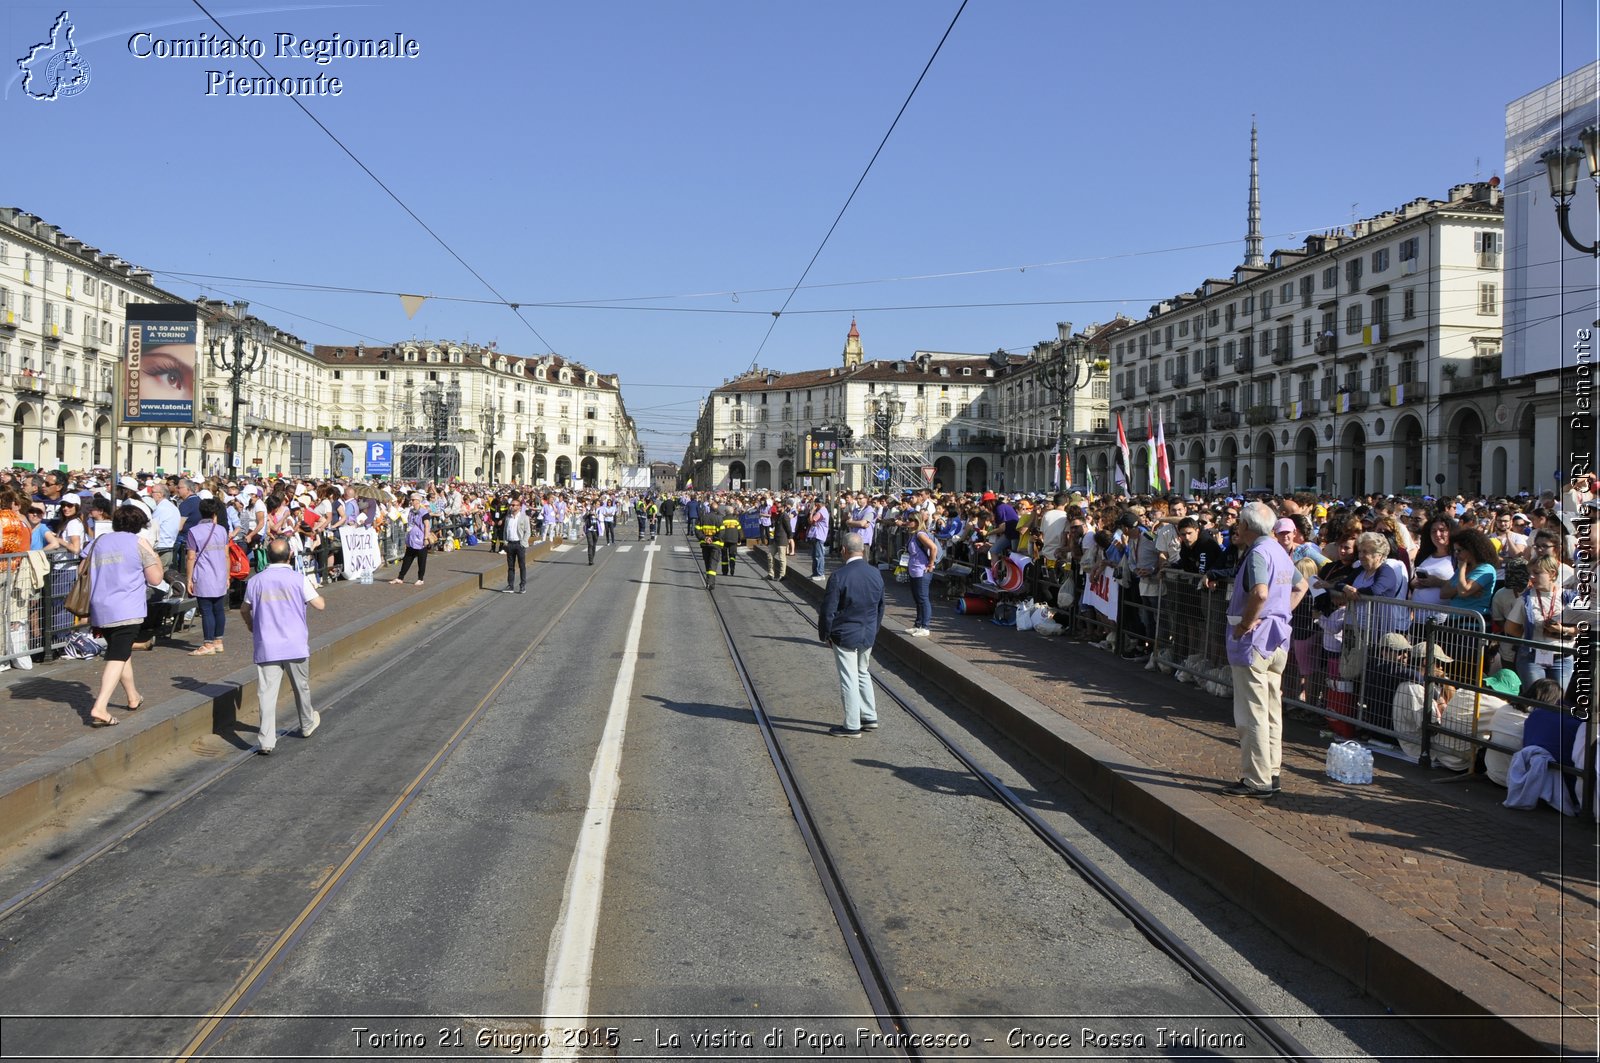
[[683, 321, 1022, 494], [0, 205, 641, 484], [309, 344, 642, 487], [1107, 180, 1509, 498], [998, 320, 1116, 494]]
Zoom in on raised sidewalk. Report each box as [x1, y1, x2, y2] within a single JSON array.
[[777, 551, 1596, 1060]]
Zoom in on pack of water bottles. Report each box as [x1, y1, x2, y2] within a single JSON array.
[[1325, 740, 1374, 784]]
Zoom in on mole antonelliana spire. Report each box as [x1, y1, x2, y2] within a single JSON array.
[[1245, 119, 1264, 268]]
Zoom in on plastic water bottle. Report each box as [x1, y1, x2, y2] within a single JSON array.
[[1326, 743, 1344, 782], [1356, 746, 1374, 785]]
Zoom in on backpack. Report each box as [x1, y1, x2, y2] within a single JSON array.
[[228, 541, 251, 580]]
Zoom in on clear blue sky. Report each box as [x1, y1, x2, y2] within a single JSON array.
[[5, 0, 1597, 461]]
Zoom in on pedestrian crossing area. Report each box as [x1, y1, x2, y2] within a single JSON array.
[[616, 545, 632, 553]]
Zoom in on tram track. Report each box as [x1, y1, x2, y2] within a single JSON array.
[[707, 546, 1314, 1061]]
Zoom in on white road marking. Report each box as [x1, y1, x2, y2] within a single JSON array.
[[615, 544, 632, 553], [540, 549, 653, 1059], [644, 544, 659, 552], [552, 544, 574, 552], [674, 545, 689, 553]]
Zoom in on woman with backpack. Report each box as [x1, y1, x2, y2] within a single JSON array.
[[185, 497, 231, 656]]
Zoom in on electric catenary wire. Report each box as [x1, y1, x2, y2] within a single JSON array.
[[187, 0, 558, 356], [746, 0, 969, 371]]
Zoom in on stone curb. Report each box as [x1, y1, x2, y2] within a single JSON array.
[[0, 541, 558, 852], [771, 551, 1569, 1059]]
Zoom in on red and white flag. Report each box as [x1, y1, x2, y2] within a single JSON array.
[[1114, 415, 1131, 489], [1155, 410, 1171, 494]]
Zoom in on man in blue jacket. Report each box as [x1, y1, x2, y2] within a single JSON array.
[[818, 532, 885, 738]]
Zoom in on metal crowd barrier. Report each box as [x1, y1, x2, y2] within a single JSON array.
[[0, 548, 90, 667]]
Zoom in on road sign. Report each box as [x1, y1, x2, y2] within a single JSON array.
[[366, 440, 393, 476], [920, 465, 935, 483], [875, 468, 890, 482], [232, 453, 243, 469]]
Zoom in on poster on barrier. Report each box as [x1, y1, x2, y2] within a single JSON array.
[[339, 527, 382, 579], [1081, 564, 1120, 621]]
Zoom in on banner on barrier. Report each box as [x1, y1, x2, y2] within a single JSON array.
[[1080, 564, 1120, 621], [339, 526, 382, 577]]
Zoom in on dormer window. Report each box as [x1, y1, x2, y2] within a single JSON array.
[[559, 368, 572, 384], [585, 371, 596, 387], [535, 365, 546, 380]]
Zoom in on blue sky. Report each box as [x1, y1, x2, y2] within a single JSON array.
[[4, 0, 1597, 461]]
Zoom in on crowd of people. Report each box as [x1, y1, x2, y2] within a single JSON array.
[[2, 465, 1593, 804]]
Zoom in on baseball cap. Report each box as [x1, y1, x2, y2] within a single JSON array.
[[1273, 518, 1295, 534], [1379, 632, 1412, 652], [1409, 642, 1454, 664]]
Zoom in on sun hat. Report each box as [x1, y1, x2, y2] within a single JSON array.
[[1379, 632, 1412, 652], [1483, 669, 1523, 698], [1409, 642, 1454, 664]]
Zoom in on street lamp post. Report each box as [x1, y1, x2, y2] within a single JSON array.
[[1541, 126, 1600, 256], [480, 398, 504, 485], [868, 395, 905, 493], [205, 300, 267, 476], [1037, 329, 1096, 492], [420, 382, 460, 484], [530, 428, 547, 486]]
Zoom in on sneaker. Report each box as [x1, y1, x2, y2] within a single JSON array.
[[517, 586, 527, 594], [910, 628, 931, 638], [860, 720, 879, 731], [257, 745, 274, 757], [502, 587, 516, 594], [1221, 779, 1275, 799], [827, 725, 863, 739], [904, 626, 921, 635], [301, 711, 321, 738]]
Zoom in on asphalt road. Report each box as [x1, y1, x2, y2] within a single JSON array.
[[0, 536, 1440, 1061]]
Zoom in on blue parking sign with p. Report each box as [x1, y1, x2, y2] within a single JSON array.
[[366, 440, 393, 475]]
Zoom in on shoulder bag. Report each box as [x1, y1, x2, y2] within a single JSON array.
[[64, 551, 93, 618]]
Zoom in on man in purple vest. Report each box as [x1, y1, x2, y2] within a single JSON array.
[[1222, 501, 1305, 798], [240, 538, 326, 755], [808, 496, 831, 581]]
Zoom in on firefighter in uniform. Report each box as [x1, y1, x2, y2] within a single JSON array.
[[718, 507, 743, 577], [488, 492, 511, 553], [696, 513, 723, 586]]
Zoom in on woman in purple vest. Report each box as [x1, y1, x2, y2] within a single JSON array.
[[185, 497, 231, 657], [903, 513, 939, 637], [389, 492, 432, 586], [85, 506, 166, 726]]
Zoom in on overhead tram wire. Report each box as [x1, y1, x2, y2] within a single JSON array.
[[187, 0, 557, 355], [746, 0, 970, 371]]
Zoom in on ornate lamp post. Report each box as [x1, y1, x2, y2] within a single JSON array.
[[420, 382, 460, 484], [868, 395, 905, 493], [480, 397, 504, 484], [205, 300, 267, 475], [1037, 329, 1096, 491], [530, 427, 548, 485], [1542, 126, 1600, 255]]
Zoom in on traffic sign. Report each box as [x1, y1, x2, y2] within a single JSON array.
[[874, 468, 890, 482]]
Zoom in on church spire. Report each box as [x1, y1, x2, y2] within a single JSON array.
[[1245, 119, 1264, 268], [842, 316, 864, 368]]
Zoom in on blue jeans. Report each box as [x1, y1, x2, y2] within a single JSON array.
[[832, 643, 876, 730], [910, 572, 933, 629], [810, 538, 826, 578], [1518, 653, 1574, 692], [197, 595, 227, 642]]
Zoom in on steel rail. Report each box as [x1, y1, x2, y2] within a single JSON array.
[[170, 546, 621, 1061], [757, 557, 1315, 1062], [0, 570, 513, 923], [703, 565, 919, 1061]]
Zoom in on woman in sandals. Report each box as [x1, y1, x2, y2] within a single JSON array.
[[84, 506, 166, 726]]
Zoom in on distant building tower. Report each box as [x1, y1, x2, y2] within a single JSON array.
[[1245, 120, 1265, 268], [842, 317, 864, 368]]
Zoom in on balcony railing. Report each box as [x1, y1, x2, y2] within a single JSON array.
[[1211, 410, 1240, 429], [1381, 382, 1427, 406], [94, 390, 114, 406], [1177, 411, 1206, 432], [1146, 379, 1163, 396], [1446, 372, 1498, 394], [1234, 354, 1254, 374], [1169, 371, 1187, 388], [1201, 364, 1219, 382], [1271, 347, 1292, 366], [1288, 399, 1322, 419], [1332, 391, 1370, 413], [1119, 383, 1135, 400], [13, 372, 47, 394], [1246, 404, 1279, 426]]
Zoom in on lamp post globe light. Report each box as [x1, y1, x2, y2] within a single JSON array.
[[420, 382, 460, 484], [1541, 125, 1600, 256], [868, 394, 905, 493], [1036, 330, 1096, 492], [480, 399, 504, 485], [205, 300, 267, 475]]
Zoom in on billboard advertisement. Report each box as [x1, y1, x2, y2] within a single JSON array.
[[123, 304, 197, 425]]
